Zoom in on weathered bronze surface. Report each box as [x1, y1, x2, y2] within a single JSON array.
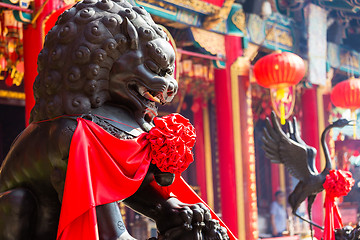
[[335, 225, 360, 240], [263, 112, 352, 236], [0, 1, 229, 239]]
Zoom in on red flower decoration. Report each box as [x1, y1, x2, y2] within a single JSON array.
[[323, 169, 354, 200], [323, 170, 355, 240], [146, 113, 196, 174]]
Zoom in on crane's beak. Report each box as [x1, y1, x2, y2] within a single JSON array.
[[348, 120, 356, 126]]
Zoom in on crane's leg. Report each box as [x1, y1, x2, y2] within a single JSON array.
[[307, 195, 317, 240], [289, 187, 323, 230], [293, 212, 323, 230]]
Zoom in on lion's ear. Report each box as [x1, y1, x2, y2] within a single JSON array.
[[125, 17, 138, 50]]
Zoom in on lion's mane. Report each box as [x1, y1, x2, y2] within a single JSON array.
[[30, 0, 168, 122]]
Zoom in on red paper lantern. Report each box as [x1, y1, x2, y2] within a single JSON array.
[[331, 78, 360, 110], [253, 51, 306, 89], [253, 51, 305, 124], [331, 77, 360, 138]]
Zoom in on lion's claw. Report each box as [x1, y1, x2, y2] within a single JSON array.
[[155, 198, 230, 240], [203, 219, 229, 240]]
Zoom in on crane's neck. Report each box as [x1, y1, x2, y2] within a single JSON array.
[[321, 124, 333, 171]]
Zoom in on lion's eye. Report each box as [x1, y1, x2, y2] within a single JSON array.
[[158, 67, 174, 77], [145, 60, 160, 74], [166, 67, 174, 76], [158, 69, 167, 77]]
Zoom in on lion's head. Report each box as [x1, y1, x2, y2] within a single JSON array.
[[30, 0, 178, 129]]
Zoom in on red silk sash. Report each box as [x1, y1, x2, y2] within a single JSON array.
[[57, 118, 237, 240], [323, 196, 342, 240], [57, 118, 151, 240]]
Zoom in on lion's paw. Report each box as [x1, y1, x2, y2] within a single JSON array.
[[203, 219, 230, 240]]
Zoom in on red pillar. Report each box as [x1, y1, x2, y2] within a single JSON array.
[[193, 98, 208, 202], [23, 0, 61, 124], [301, 88, 323, 238], [214, 68, 238, 236], [214, 35, 242, 237]]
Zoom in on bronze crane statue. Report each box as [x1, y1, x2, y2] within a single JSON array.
[[263, 112, 353, 237]]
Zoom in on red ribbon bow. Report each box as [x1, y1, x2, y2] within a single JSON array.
[[323, 169, 355, 240]]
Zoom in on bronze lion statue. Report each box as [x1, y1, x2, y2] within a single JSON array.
[[0, 1, 230, 240]]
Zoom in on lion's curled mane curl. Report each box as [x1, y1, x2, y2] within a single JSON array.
[[30, 0, 168, 122]]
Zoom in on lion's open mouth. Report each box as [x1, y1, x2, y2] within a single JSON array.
[[128, 83, 166, 122], [136, 86, 166, 105]]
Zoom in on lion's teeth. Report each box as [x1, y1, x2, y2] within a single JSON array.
[[137, 86, 161, 103], [143, 91, 161, 103]]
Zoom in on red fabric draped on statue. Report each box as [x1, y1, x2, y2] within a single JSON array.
[[201, 0, 225, 7], [57, 117, 237, 240], [57, 118, 151, 240], [323, 170, 354, 240]]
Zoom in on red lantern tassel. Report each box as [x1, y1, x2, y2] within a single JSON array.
[[276, 88, 286, 125]]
